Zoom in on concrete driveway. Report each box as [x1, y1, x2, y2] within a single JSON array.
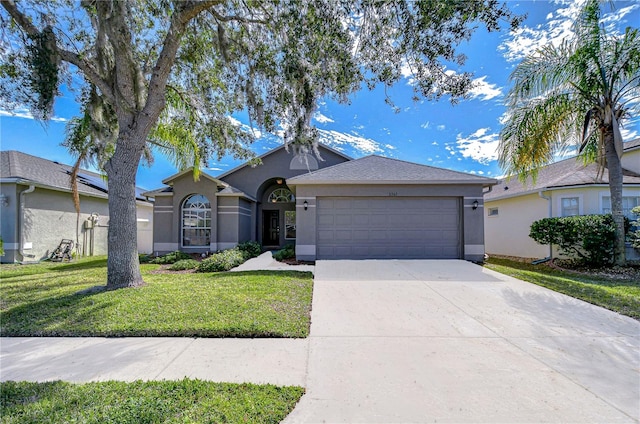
[[285, 260, 640, 423]]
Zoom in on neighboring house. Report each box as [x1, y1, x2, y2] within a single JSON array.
[[484, 138, 640, 260], [0, 151, 154, 263], [145, 143, 496, 262]]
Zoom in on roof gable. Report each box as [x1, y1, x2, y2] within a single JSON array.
[[216, 143, 352, 180], [288, 155, 497, 185], [161, 168, 228, 186]]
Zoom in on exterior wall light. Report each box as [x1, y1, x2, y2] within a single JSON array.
[[303, 200, 308, 211], [472, 200, 479, 210], [0, 194, 8, 207]]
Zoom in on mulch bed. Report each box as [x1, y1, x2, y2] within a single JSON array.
[[549, 258, 640, 281]]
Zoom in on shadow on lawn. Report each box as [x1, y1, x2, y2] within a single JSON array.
[[0, 288, 114, 337], [52, 257, 108, 272]]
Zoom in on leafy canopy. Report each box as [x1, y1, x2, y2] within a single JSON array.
[[1, 0, 523, 166], [499, 0, 640, 182]]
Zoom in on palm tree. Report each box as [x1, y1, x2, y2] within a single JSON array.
[[499, 0, 640, 266]]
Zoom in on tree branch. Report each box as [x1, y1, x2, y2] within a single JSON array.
[[209, 8, 267, 25], [142, 1, 220, 128], [2, 0, 116, 104]]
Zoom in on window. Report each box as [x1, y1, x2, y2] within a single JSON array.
[[182, 194, 211, 247], [602, 196, 640, 218], [268, 188, 295, 203], [285, 211, 296, 239], [561, 197, 580, 217], [488, 208, 499, 217]]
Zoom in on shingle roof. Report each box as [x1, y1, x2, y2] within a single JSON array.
[[288, 155, 497, 185], [485, 140, 640, 201], [1, 150, 150, 201]]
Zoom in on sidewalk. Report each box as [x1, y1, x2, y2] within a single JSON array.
[[0, 337, 308, 386], [231, 251, 314, 273]]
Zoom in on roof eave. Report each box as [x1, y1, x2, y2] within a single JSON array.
[[288, 179, 498, 186]]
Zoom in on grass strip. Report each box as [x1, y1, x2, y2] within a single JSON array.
[[0, 379, 303, 424], [0, 257, 313, 337], [484, 258, 640, 320]]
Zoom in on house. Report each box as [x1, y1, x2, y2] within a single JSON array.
[[145, 143, 496, 262], [484, 138, 640, 260], [0, 151, 154, 263]]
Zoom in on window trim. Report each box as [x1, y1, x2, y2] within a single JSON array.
[[181, 194, 212, 248], [284, 210, 296, 240], [558, 195, 582, 217], [268, 188, 295, 203], [601, 193, 640, 218]]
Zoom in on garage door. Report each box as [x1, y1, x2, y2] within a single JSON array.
[[316, 197, 461, 259]]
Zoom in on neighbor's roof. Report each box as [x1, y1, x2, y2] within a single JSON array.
[[485, 139, 640, 201], [0, 150, 150, 201], [287, 155, 497, 185]]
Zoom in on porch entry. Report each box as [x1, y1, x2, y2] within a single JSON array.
[[262, 210, 280, 246]]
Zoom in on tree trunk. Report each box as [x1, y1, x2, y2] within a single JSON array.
[[104, 130, 145, 289], [603, 127, 626, 266]]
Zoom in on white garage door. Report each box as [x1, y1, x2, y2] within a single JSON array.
[[316, 197, 461, 259]]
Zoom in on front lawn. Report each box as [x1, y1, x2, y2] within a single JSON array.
[[484, 257, 640, 320], [0, 257, 313, 337], [0, 379, 304, 423]]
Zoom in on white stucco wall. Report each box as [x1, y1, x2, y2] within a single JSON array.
[[484, 192, 550, 259], [136, 201, 154, 254], [485, 186, 640, 260]]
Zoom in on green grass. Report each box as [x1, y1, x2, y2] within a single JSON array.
[[0, 257, 313, 337], [0, 379, 304, 423], [484, 258, 640, 320]]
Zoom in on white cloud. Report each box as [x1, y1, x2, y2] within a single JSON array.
[[621, 127, 639, 142], [207, 167, 223, 171], [469, 76, 502, 101], [500, 1, 638, 62], [437, 125, 446, 131], [500, 0, 585, 62], [227, 115, 262, 138], [455, 128, 501, 165], [313, 112, 334, 124], [317, 129, 385, 155], [0, 107, 67, 123], [421, 122, 430, 129], [431, 141, 438, 145]]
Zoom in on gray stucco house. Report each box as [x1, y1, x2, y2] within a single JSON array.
[[0, 151, 154, 263], [146, 144, 496, 262]]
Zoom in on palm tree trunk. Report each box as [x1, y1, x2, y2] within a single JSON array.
[[104, 131, 145, 289], [603, 128, 626, 266]]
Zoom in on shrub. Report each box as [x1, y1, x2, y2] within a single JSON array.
[[273, 244, 295, 261], [169, 259, 200, 271], [529, 214, 616, 266], [237, 241, 262, 259], [151, 251, 192, 264], [196, 248, 246, 272], [630, 206, 640, 249], [138, 254, 153, 264]]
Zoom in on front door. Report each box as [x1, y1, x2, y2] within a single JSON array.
[[262, 210, 280, 246]]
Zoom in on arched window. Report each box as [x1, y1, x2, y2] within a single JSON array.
[[182, 194, 211, 247], [268, 188, 295, 203]]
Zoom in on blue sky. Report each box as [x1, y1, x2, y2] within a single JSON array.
[[1, 0, 638, 191]]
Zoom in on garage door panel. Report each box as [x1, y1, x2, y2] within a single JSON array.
[[317, 197, 460, 259]]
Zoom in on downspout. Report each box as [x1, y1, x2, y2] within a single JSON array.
[[18, 185, 35, 263], [532, 190, 552, 265]]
